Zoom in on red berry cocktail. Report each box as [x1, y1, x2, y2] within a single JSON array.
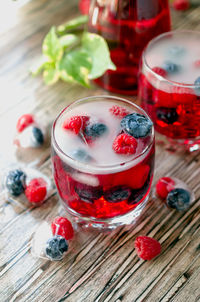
[[51, 96, 155, 227], [88, 0, 171, 94], [139, 31, 200, 151]]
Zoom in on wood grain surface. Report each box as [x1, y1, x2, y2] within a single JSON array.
[[0, 1, 200, 301]]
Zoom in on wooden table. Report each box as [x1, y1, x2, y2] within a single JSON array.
[[0, 1, 200, 301]]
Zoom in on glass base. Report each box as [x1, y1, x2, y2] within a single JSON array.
[[61, 195, 149, 230], [156, 132, 200, 153]]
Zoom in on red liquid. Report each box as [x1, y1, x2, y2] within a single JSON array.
[[88, 0, 171, 95], [139, 74, 200, 139], [52, 143, 154, 220]]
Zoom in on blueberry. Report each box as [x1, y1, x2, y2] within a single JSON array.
[[70, 149, 93, 163], [75, 183, 103, 203], [6, 169, 26, 196], [121, 113, 153, 138], [167, 188, 191, 211], [104, 186, 132, 203], [32, 127, 44, 146], [127, 179, 150, 205], [45, 235, 68, 261], [84, 123, 107, 138], [163, 61, 180, 74], [156, 107, 178, 124]]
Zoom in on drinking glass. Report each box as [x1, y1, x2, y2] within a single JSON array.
[[138, 30, 200, 151], [51, 96, 155, 228]]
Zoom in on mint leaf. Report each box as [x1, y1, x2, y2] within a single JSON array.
[[43, 68, 60, 85], [42, 27, 63, 62], [30, 56, 52, 76], [59, 49, 92, 87], [59, 34, 79, 48], [57, 15, 88, 34], [82, 32, 116, 80]]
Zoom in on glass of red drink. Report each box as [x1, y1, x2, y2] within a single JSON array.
[[139, 31, 200, 151], [51, 96, 155, 228], [88, 0, 171, 95]]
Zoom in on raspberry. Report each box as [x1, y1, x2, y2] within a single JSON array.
[[25, 178, 47, 203], [51, 217, 74, 240], [152, 67, 168, 77], [173, 0, 190, 11], [16, 114, 34, 133], [109, 105, 130, 118], [134, 236, 161, 260], [63, 116, 89, 135], [79, 0, 90, 15], [112, 133, 138, 155], [156, 177, 175, 199]]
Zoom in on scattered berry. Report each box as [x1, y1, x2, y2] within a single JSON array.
[[112, 133, 138, 155], [166, 188, 191, 211], [32, 127, 44, 146], [51, 217, 74, 240], [156, 177, 175, 199], [109, 105, 130, 118], [156, 107, 178, 124], [173, 0, 190, 11], [134, 236, 161, 260], [104, 186, 132, 203], [121, 113, 153, 138], [79, 0, 90, 15], [75, 183, 103, 203], [163, 61, 180, 74], [6, 169, 26, 196], [25, 178, 47, 203], [45, 235, 68, 261], [16, 114, 34, 133], [152, 67, 167, 77], [84, 123, 108, 138], [63, 116, 89, 135], [70, 149, 93, 163]]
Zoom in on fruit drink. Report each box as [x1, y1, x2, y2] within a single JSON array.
[[88, 0, 171, 94], [139, 31, 200, 145], [51, 96, 155, 225]]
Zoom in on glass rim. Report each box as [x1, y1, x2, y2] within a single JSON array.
[[142, 30, 200, 88], [51, 95, 154, 173]]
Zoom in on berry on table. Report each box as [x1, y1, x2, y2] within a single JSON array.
[[25, 177, 47, 203], [156, 177, 175, 199], [32, 127, 44, 146], [63, 115, 89, 135], [16, 114, 34, 133], [156, 107, 178, 124], [121, 113, 153, 139], [134, 236, 161, 260], [45, 235, 68, 261], [152, 67, 168, 77], [104, 186, 132, 203], [163, 61, 180, 74], [166, 188, 191, 211], [84, 122, 108, 138], [112, 133, 138, 155], [51, 217, 74, 240], [6, 169, 26, 196], [173, 0, 190, 11], [109, 105, 130, 118]]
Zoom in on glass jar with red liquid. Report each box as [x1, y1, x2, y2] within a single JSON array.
[[87, 0, 171, 95], [51, 96, 155, 228]]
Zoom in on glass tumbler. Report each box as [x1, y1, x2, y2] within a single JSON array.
[[138, 30, 200, 151], [88, 0, 171, 95], [51, 96, 155, 228]]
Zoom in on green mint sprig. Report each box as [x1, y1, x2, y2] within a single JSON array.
[[30, 15, 116, 87]]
